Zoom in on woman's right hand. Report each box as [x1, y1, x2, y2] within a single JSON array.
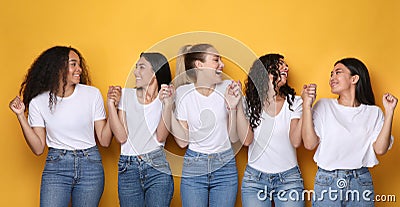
[[9, 96, 25, 115], [301, 83, 317, 108], [107, 86, 122, 107]]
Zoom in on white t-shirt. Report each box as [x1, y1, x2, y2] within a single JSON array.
[[313, 98, 394, 170], [175, 80, 232, 154], [28, 84, 106, 150], [248, 95, 302, 173], [118, 88, 163, 155]]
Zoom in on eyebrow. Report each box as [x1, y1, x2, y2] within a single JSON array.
[[68, 59, 78, 62]]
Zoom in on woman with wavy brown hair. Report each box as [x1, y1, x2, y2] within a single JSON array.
[[9, 46, 112, 207]]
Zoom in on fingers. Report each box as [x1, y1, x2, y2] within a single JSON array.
[[160, 84, 174, 100], [107, 86, 122, 106]]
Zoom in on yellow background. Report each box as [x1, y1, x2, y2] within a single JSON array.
[[1, 0, 399, 206]]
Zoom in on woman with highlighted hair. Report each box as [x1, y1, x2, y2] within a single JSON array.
[[171, 43, 240, 207], [227, 54, 305, 207], [302, 57, 397, 206], [107, 52, 174, 207], [9, 46, 112, 206]]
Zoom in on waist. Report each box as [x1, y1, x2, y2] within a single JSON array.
[[120, 147, 165, 161], [48, 145, 98, 156], [318, 167, 369, 177]]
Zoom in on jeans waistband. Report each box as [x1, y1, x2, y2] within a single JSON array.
[[185, 148, 234, 159], [318, 167, 369, 178], [48, 145, 98, 156], [120, 147, 165, 162], [246, 164, 300, 180]]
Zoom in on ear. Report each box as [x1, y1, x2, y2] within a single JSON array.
[[194, 60, 203, 69], [351, 74, 359, 84]]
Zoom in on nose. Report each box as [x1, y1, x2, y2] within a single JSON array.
[[219, 59, 225, 69], [133, 68, 139, 77]]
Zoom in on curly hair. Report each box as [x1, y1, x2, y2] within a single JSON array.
[[19, 46, 91, 111], [244, 54, 295, 130]]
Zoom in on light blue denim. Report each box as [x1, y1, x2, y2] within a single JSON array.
[[118, 147, 174, 207], [180, 148, 238, 207], [241, 165, 305, 207], [40, 146, 104, 207], [313, 167, 374, 207]]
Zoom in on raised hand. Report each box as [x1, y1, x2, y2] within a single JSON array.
[[159, 84, 175, 106], [382, 93, 398, 114], [107, 86, 122, 107], [301, 83, 317, 108], [9, 96, 25, 115], [225, 80, 242, 110]]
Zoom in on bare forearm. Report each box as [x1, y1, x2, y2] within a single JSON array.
[[227, 110, 239, 143], [108, 105, 128, 143], [156, 104, 173, 142], [373, 112, 394, 155], [236, 105, 253, 146], [171, 114, 189, 148], [289, 118, 302, 148], [17, 114, 45, 155], [301, 107, 319, 150]]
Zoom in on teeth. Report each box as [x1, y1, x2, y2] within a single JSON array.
[[215, 70, 222, 75]]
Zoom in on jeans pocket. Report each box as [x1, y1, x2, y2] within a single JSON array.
[[46, 151, 63, 163], [86, 150, 102, 163], [315, 171, 334, 186], [282, 171, 304, 185], [183, 156, 195, 167], [118, 159, 129, 174], [150, 155, 169, 170], [356, 171, 373, 186]]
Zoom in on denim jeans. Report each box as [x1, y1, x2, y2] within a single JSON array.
[[118, 147, 174, 207], [313, 167, 374, 207], [180, 148, 238, 207], [40, 146, 104, 207], [241, 165, 305, 207]]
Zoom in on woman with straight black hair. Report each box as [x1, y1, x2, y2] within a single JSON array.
[[302, 57, 397, 206], [107, 52, 174, 207]]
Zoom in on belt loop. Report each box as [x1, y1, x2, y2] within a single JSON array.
[[353, 169, 359, 178], [334, 169, 338, 178]]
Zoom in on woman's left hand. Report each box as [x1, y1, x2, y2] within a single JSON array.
[[383, 93, 398, 113]]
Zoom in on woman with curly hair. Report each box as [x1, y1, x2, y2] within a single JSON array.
[[227, 54, 305, 207], [9, 46, 112, 207]]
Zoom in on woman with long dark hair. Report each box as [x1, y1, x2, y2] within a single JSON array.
[[229, 54, 305, 207], [107, 52, 174, 207], [302, 57, 397, 206], [9, 46, 112, 206]]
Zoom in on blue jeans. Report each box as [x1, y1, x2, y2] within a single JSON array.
[[313, 167, 374, 207], [180, 148, 238, 207], [40, 146, 104, 207], [241, 165, 305, 207], [118, 147, 174, 207]]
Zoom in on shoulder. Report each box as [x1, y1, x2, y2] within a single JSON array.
[[77, 84, 101, 94], [176, 83, 194, 95]]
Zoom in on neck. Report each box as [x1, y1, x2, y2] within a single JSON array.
[[57, 84, 75, 97], [195, 81, 215, 96], [337, 88, 359, 107], [137, 83, 158, 104]]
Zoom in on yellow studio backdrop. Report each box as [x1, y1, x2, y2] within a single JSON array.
[[1, 0, 399, 206]]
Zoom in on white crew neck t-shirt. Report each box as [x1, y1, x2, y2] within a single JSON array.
[[28, 84, 106, 150], [175, 80, 232, 154], [312, 98, 394, 170], [248, 95, 302, 173], [118, 88, 163, 155]]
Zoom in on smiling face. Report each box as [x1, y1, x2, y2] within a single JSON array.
[[329, 63, 358, 95], [66, 50, 82, 86], [134, 56, 156, 89], [197, 47, 225, 84], [277, 58, 289, 87]]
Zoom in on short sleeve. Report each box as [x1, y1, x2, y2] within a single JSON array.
[[28, 99, 45, 127], [175, 87, 188, 121], [290, 96, 303, 119], [372, 108, 394, 149], [118, 88, 127, 111], [312, 100, 324, 140], [93, 88, 106, 121]]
